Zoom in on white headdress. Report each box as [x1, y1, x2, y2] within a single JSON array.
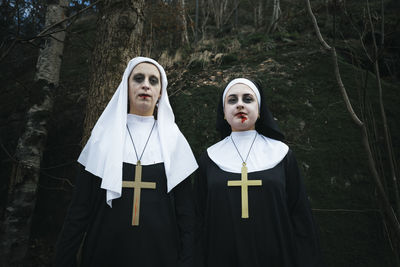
[[78, 57, 198, 206], [222, 78, 261, 108]]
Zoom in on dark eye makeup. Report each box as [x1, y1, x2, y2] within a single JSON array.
[[149, 76, 159, 85], [132, 73, 159, 86], [226, 94, 254, 104], [133, 74, 144, 83], [227, 95, 238, 104], [243, 94, 254, 103]]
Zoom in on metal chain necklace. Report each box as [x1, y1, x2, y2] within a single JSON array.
[[126, 120, 156, 164], [230, 131, 258, 167], [228, 131, 262, 219], [124, 120, 157, 226]]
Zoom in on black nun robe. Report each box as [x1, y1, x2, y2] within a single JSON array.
[[195, 79, 322, 267], [56, 161, 194, 267], [54, 57, 198, 267]]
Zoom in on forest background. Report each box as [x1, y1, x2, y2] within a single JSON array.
[[0, 0, 399, 266]]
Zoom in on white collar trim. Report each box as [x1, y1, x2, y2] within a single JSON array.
[[207, 131, 289, 173]]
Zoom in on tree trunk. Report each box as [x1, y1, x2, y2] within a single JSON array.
[[180, 0, 189, 45], [234, 0, 238, 29], [82, 0, 145, 144], [0, 0, 68, 265], [267, 0, 281, 33], [257, 0, 263, 28], [210, 0, 229, 31], [201, 0, 210, 40], [254, 0, 263, 29], [195, 0, 199, 41]]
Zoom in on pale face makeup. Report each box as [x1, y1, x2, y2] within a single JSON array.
[[223, 83, 259, 132], [128, 62, 161, 116]]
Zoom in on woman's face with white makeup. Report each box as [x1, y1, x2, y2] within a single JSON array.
[[223, 83, 259, 132], [128, 62, 161, 116]]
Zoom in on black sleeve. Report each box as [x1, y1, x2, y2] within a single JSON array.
[[285, 150, 324, 267], [193, 152, 208, 267], [174, 174, 196, 267], [54, 164, 100, 267]]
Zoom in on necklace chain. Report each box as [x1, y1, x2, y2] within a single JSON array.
[[126, 120, 156, 162], [230, 132, 258, 165]]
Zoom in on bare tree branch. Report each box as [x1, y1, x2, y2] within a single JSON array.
[[367, 0, 400, 217], [331, 48, 364, 126], [305, 0, 332, 50], [40, 171, 74, 188], [0, 38, 17, 62], [304, 0, 400, 241], [35, 0, 102, 40], [0, 0, 102, 63]]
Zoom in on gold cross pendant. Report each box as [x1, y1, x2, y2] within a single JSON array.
[[122, 161, 156, 226], [227, 162, 262, 218]]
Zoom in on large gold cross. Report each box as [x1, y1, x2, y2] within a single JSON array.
[[227, 163, 262, 218], [122, 161, 156, 226]]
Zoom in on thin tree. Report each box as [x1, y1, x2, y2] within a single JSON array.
[[209, 0, 229, 30], [195, 0, 199, 41], [248, 0, 264, 29], [305, 0, 400, 261], [267, 0, 281, 33], [200, 0, 211, 39], [0, 0, 69, 265], [179, 0, 189, 45]]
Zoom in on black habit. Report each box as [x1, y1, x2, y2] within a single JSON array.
[[195, 150, 322, 267], [55, 162, 194, 267]]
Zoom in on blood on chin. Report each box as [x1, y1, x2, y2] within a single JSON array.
[[236, 114, 248, 123]]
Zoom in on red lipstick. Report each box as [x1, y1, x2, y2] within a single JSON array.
[[139, 94, 150, 99]]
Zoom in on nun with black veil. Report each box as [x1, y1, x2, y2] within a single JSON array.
[[55, 57, 198, 267], [195, 78, 323, 267]]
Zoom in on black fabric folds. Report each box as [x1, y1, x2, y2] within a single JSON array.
[[55, 163, 194, 267], [194, 151, 323, 267]]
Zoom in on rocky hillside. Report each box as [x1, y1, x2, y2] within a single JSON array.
[[1, 4, 399, 266]]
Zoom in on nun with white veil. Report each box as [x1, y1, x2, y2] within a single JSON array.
[[195, 78, 322, 267], [55, 57, 198, 267]]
